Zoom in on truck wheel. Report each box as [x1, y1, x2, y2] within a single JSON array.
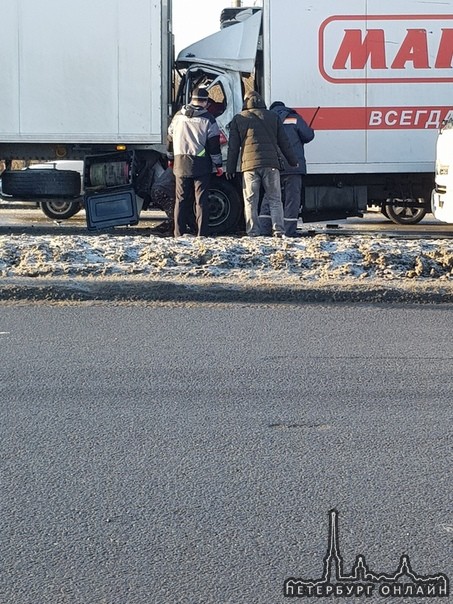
[[385, 199, 427, 225], [1, 169, 81, 198], [208, 178, 242, 235], [40, 198, 83, 220]]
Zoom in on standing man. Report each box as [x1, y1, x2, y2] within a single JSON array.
[[226, 91, 298, 237], [167, 87, 223, 237], [270, 101, 315, 237]]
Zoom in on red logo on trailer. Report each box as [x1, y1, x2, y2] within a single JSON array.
[[319, 15, 453, 83]]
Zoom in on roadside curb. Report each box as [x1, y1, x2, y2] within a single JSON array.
[[1, 278, 453, 304]]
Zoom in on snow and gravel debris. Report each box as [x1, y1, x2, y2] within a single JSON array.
[[2, 231, 453, 304], [1, 232, 453, 284]]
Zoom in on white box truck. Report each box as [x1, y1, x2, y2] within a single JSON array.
[[0, 0, 176, 223], [1, 0, 451, 230], [178, 0, 453, 226]]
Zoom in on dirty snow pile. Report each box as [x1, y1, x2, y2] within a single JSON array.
[[1, 233, 453, 284]]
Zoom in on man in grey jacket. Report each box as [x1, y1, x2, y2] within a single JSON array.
[[226, 91, 298, 237], [270, 101, 315, 237], [167, 87, 223, 237]]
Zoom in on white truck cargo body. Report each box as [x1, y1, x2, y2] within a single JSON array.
[[0, 0, 169, 146], [264, 0, 453, 176]]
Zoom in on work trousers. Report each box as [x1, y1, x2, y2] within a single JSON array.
[[260, 173, 303, 236], [174, 173, 210, 237], [243, 167, 284, 236], [281, 173, 303, 236]]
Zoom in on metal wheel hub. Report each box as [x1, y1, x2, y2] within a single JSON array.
[[208, 189, 230, 226], [46, 200, 74, 213]]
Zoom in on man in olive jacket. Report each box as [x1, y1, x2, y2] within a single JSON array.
[[226, 91, 298, 237]]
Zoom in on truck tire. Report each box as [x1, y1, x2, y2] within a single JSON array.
[[385, 199, 427, 225], [208, 178, 243, 235], [1, 169, 81, 198], [40, 198, 83, 220]]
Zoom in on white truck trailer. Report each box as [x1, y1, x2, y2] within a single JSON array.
[[1, 0, 451, 230], [0, 0, 177, 224]]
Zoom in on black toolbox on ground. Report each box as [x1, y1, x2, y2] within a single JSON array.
[[84, 185, 139, 231], [83, 151, 140, 230]]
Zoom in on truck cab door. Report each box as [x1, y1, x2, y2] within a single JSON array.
[[174, 9, 262, 160], [178, 67, 243, 160]]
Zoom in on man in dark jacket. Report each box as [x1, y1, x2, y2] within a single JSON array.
[[270, 101, 315, 237], [226, 91, 298, 237], [167, 87, 223, 237]]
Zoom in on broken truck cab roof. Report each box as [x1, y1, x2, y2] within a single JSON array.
[[176, 9, 262, 73]]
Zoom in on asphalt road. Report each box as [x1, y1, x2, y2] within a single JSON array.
[[3, 202, 453, 238], [0, 203, 166, 236], [1, 304, 452, 603]]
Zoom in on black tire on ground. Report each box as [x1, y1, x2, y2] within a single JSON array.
[[1, 169, 81, 198], [385, 199, 427, 225], [207, 178, 243, 235], [381, 205, 389, 219], [40, 198, 83, 220]]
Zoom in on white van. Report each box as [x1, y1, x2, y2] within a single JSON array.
[[432, 120, 453, 223]]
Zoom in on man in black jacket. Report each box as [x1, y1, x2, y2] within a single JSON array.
[[270, 101, 315, 237], [167, 87, 223, 237], [226, 91, 298, 237]]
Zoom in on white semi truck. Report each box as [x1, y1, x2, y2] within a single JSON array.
[[1, 0, 451, 231]]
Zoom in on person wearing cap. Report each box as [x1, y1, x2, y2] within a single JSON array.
[[225, 91, 298, 237], [167, 87, 223, 237], [269, 101, 315, 237]]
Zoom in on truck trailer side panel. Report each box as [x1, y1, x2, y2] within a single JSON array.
[[0, 0, 167, 144], [264, 0, 453, 175]]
